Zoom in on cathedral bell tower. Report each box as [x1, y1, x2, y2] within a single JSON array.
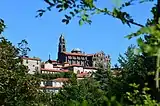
[[57, 34, 66, 62]]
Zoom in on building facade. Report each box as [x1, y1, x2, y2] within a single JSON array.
[[22, 57, 41, 74], [22, 34, 111, 92], [57, 34, 111, 68]]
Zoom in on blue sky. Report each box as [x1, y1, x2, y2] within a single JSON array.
[[0, 0, 154, 66]]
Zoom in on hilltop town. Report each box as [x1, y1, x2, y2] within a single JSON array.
[[21, 34, 111, 92]]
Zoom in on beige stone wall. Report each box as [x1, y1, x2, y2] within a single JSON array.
[[73, 66, 84, 74], [23, 59, 41, 74]]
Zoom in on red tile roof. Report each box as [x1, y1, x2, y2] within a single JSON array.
[[51, 60, 57, 62], [22, 57, 41, 61], [41, 68, 68, 72], [53, 63, 62, 65], [77, 72, 89, 78], [53, 66, 62, 68], [64, 62, 69, 64], [63, 64, 97, 69], [54, 78, 69, 82], [62, 52, 93, 56], [84, 66, 97, 69], [63, 64, 82, 68]]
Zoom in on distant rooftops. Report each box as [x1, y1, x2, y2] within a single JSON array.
[[62, 52, 93, 56], [21, 56, 41, 61]]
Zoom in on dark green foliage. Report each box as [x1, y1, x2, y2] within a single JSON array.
[[0, 37, 20, 71], [118, 45, 148, 84], [38, 0, 154, 26], [0, 19, 5, 34], [0, 37, 41, 106], [34, 71, 72, 80], [52, 75, 109, 106], [94, 66, 113, 95], [18, 39, 31, 57], [1, 0, 160, 105]]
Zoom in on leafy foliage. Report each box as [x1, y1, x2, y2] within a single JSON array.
[[18, 39, 31, 57], [0, 19, 5, 34], [126, 83, 160, 106], [2, 0, 160, 105], [38, 0, 160, 92], [37, 0, 154, 26], [0, 37, 41, 106], [34, 71, 73, 80]]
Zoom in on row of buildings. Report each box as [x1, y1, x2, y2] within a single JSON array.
[[22, 34, 111, 92]]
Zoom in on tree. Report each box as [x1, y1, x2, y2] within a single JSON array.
[[38, 0, 160, 91], [38, 0, 152, 26], [0, 19, 5, 34], [50, 73, 110, 106], [118, 45, 148, 85], [18, 39, 31, 57], [0, 37, 42, 106]]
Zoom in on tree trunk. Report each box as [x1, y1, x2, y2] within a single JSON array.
[[155, 0, 160, 90]]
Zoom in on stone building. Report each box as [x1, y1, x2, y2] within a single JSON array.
[[21, 34, 111, 92], [57, 34, 110, 68], [22, 56, 41, 74]]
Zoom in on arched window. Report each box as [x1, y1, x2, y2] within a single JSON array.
[[77, 70, 80, 74]]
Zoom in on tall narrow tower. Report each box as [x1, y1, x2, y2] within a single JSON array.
[[57, 34, 66, 62]]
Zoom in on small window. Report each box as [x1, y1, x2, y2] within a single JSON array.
[[53, 64, 57, 66], [77, 70, 80, 74], [41, 65, 44, 68], [35, 67, 39, 71], [33, 65, 35, 67], [37, 60, 39, 65], [46, 81, 52, 86], [26, 60, 28, 64]]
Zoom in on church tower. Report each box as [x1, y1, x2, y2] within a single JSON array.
[[57, 34, 66, 62]]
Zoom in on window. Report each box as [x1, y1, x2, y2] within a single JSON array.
[[37, 60, 39, 65], [33, 65, 35, 67], [77, 70, 80, 74], [73, 56, 76, 59], [72, 60, 76, 64], [68, 56, 71, 59], [81, 61, 84, 66], [45, 81, 52, 86], [77, 60, 80, 65], [26, 59, 28, 64], [35, 67, 39, 71], [53, 64, 57, 66], [41, 65, 44, 68]]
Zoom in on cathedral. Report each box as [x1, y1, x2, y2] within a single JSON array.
[[57, 34, 111, 68]]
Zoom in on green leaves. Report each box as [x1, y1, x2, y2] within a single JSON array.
[[0, 19, 5, 34], [126, 83, 159, 105], [82, 0, 94, 9], [18, 39, 31, 57], [38, 0, 147, 27], [0, 37, 41, 105]]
